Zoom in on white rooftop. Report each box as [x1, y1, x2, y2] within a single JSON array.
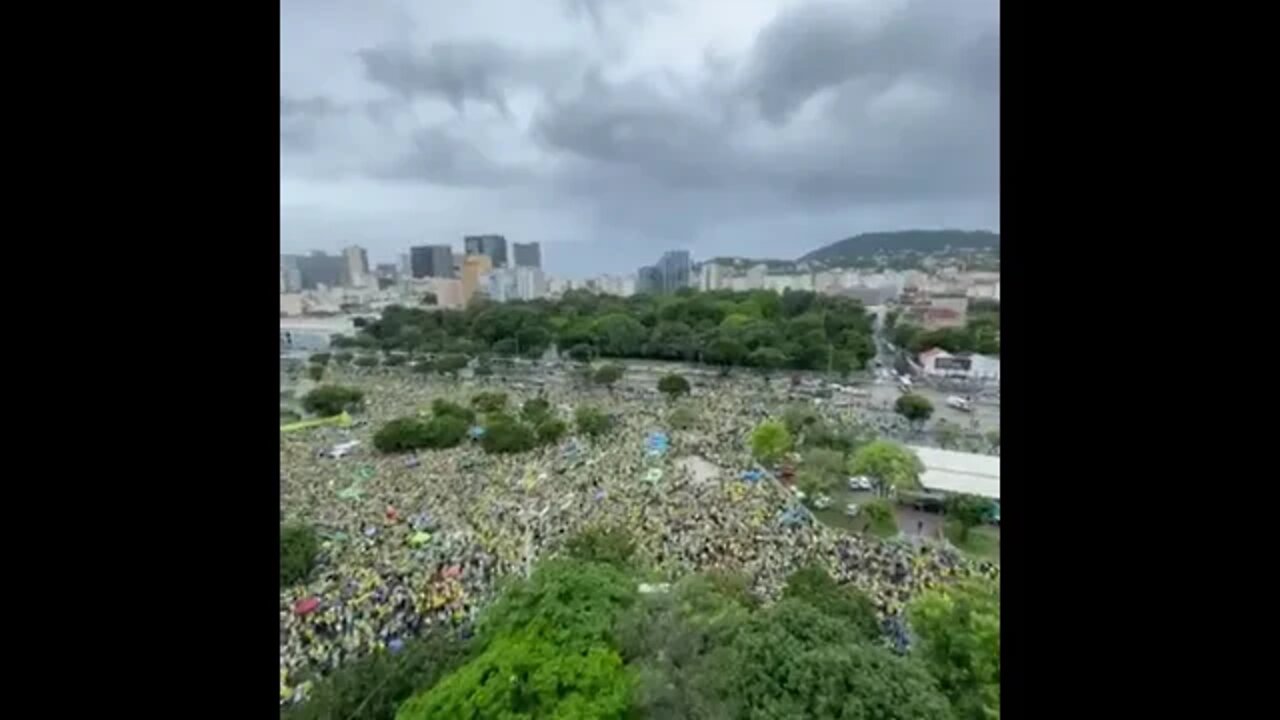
[[906, 445, 1000, 500]]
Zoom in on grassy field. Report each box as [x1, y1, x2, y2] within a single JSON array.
[[945, 520, 1001, 562]]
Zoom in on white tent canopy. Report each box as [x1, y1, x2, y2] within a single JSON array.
[[906, 446, 1000, 500]]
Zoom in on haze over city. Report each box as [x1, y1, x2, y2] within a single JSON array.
[[280, 0, 1000, 276]]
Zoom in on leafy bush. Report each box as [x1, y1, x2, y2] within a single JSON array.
[[280, 408, 301, 423], [431, 399, 476, 425], [668, 404, 697, 430], [306, 364, 324, 382], [373, 415, 468, 453], [280, 523, 318, 587], [434, 353, 469, 374], [593, 363, 624, 388], [895, 393, 934, 423], [944, 493, 995, 542], [481, 417, 537, 454], [657, 373, 691, 399], [308, 352, 331, 366], [567, 343, 594, 362], [535, 417, 567, 445], [521, 397, 551, 423], [563, 526, 636, 568], [575, 405, 612, 437], [301, 385, 364, 416], [354, 354, 379, 368], [471, 391, 508, 414], [332, 351, 353, 364], [382, 352, 408, 367]]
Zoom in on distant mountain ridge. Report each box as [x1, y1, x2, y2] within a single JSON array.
[[798, 230, 999, 264]]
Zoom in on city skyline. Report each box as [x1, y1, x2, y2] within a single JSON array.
[[280, 0, 999, 278]]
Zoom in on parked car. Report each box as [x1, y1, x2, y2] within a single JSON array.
[[844, 503, 860, 517], [812, 494, 833, 510], [848, 476, 873, 491]]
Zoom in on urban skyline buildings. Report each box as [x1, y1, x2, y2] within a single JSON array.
[[410, 245, 455, 279], [464, 235, 508, 268], [513, 242, 541, 268]]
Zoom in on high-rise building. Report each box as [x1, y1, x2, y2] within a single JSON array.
[[636, 265, 662, 295], [399, 253, 411, 277], [342, 245, 370, 287], [410, 245, 455, 279], [513, 242, 541, 268], [461, 254, 493, 304], [658, 250, 692, 293], [464, 235, 508, 268], [296, 251, 343, 289]]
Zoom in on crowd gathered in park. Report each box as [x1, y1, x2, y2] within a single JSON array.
[[279, 354, 999, 707]]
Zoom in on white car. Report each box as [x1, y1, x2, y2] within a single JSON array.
[[812, 494, 833, 510], [848, 476, 873, 491], [844, 503, 861, 517], [791, 487, 807, 501]]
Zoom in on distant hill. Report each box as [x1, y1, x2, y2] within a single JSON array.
[[798, 230, 999, 264]]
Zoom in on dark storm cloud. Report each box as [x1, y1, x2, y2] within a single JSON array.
[[372, 125, 531, 187], [281, 95, 346, 152], [358, 41, 582, 117], [745, 0, 996, 124]]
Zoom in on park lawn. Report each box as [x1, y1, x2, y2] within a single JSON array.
[[945, 520, 1000, 563]]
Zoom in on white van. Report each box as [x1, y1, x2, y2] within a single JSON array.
[[946, 396, 973, 412]]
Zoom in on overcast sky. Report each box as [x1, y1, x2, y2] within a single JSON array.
[[281, 0, 998, 277]]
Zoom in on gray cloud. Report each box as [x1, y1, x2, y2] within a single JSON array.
[[281, 1, 999, 275]]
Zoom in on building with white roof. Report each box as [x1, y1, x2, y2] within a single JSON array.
[[907, 446, 1000, 500]]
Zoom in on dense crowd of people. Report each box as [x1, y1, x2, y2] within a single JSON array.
[[279, 365, 999, 704]]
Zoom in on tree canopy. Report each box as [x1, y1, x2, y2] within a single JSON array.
[[895, 393, 934, 424], [657, 373, 691, 399], [750, 420, 793, 464], [301, 385, 364, 417], [344, 289, 877, 373], [848, 440, 924, 497]]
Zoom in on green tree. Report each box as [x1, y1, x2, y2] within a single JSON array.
[[750, 419, 793, 464], [657, 372, 691, 400], [478, 558, 638, 648], [309, 352, 331, 366], [896, 393, 935, 424], [420, 291, 438, 305], [909, 578, 1000, 720], [534, 417, 567, 445], [301, 385, 364, 417], [306, 364, 325, 382], [848, 440, 924, 497], [985, 430, 1000, 452], [782, 564, 881, 641], [471, 391, 508, 414], [397, 633, 631, 720], [716, 599, 953, 720], [332, 351, 354, 364], [382, 352, 408, 367], [354, 354, 379, 368], [593, 362, 624, 389], [575, 405, 612, 437], [747, 346, 788, 374], [945, 493, 995, 543], [280, 523, 318, 587], [282, 630, 472, 720], [481, 416, 537, 454]]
